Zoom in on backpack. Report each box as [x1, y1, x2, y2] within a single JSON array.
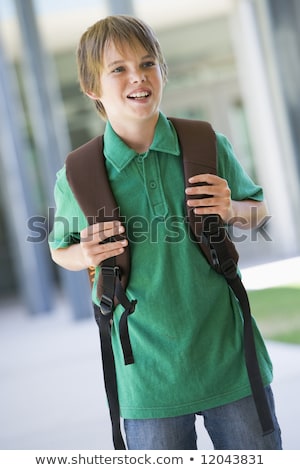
[[66, 117, 274, 449]]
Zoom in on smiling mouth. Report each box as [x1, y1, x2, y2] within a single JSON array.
[[127, 91, 150, 99]]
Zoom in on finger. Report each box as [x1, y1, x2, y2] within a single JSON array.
[[89, 239, 128, 267], [192, 206, 220, 217], [186, 179, 230, 200], [97, 239, 128, 258], [82, 220, 122, 236], [102, 223, 125, 242], [188, 173, 220, 185], [185, 185, 215, 197], [81, 221, 124, 243], [187, 196, 217, 208]]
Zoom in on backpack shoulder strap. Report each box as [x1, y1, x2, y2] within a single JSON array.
[[168, 117, 274, 435], [168, 117, 217, 174], [168, 116, 239, 268], [65, 135, 131, 303], [66, 136, 116, 220]]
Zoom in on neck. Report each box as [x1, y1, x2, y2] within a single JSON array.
[[109, 114, 159, 153]]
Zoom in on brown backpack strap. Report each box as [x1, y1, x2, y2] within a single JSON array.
[[168, 116, 239, 272], [66, 135, 131, 304], [66, 135, 137, 367]]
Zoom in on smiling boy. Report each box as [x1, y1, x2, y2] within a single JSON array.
[[49, 15, 282, 450]]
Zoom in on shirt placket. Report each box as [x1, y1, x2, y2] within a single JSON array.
[[141, 152, 168, 218]]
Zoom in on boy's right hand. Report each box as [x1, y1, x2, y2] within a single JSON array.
[[80, 221, 128, 268]]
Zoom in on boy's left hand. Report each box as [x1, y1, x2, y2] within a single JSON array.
[[185, 173, 233, 223]]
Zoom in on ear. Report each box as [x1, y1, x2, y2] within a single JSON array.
[[85, 90, 100, 100]]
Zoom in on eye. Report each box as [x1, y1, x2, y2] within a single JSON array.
[[141, 61, 156, 68], [112, 66, 125, 73]]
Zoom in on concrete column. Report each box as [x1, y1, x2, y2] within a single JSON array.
[[263, 0, 300, 186], [0, 37, 53, 314], [230, 0, 299, 258], [13, 0, 93, 319]]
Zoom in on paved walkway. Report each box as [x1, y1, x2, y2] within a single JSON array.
[[0, 257, 299, 450]]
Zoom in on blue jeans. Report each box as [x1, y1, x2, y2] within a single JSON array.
[[124, 386, 282, 450]]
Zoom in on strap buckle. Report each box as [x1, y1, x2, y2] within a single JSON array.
[[100, 294, 114, 316], [99, 266, 120, 316], [101, 265, 120, 278]]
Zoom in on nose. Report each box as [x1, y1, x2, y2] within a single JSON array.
[[129, 67, 146, 84]]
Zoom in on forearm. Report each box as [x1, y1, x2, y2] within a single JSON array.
[[230, 200, 269, 230], [50, 221, 128, 271]]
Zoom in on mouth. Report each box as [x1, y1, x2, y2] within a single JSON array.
[[127, 91, 151, 100]]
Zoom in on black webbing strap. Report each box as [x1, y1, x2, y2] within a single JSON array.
[[115, 282, 137, 366], [202, 215, 274, 435], [97, 257, 136, 449], [228, 277, 275, 435], [99, 257, 117, 316], [100, 256, 136, 366], [94, 305, 126, 450]]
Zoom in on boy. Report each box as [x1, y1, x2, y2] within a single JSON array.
[[49, 15, 282, 450]]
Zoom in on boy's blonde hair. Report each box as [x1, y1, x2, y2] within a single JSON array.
[[77, 15, 168, 120]]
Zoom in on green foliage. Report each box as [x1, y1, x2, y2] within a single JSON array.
[[248, 286, 300, 344]]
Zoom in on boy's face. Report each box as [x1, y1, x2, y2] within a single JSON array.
[[96, 40, 164, 125]]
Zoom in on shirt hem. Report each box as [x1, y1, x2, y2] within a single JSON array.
[[120, 375, 273, 419]]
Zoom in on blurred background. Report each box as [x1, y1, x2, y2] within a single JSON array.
[[0, 0, 299, 450]]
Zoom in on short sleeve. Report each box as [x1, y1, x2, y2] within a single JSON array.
[[48, 166, 87, 249], [216, 133, 263, 202]]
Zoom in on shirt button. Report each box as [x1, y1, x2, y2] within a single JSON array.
[[137, 156, 143, 163], [149, 181, 157, 189]]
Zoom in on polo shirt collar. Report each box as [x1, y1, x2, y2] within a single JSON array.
[[103, 112, 180, 172]]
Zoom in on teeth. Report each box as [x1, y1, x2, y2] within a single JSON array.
[[129, 91, 149, 98]]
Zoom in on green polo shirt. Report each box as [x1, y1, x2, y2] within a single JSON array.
[[49, 112, 273, 419]]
